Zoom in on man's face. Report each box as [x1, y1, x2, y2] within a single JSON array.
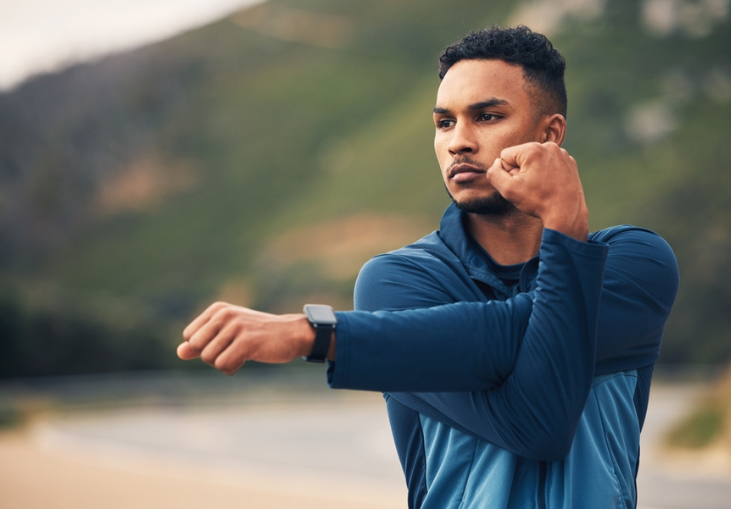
[[433, 59, 545, 214]]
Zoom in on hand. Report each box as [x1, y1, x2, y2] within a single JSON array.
[[177, 302, 315, 375], [487, 142, 588, 241]]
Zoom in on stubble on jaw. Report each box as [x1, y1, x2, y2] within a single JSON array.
[[445, 186, 517, 215]]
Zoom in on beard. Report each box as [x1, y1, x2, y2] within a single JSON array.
[[445, 187, 516, 215]]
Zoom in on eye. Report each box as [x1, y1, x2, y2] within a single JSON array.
[[436, 119, 456, 129], [479, 113, 499, 122]]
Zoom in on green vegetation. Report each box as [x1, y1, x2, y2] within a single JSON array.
[[0, 402, 21, 429], [0, 0, 730, 376], [667, 405, 725, 449], [666, 368, 731, 450]]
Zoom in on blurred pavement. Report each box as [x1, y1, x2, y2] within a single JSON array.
[[1, 373, 731, 508]]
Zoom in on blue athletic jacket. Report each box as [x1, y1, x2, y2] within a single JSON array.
[[328, 204, 679, 508]]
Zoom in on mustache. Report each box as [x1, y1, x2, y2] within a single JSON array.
[[447, 156, 487, 172]]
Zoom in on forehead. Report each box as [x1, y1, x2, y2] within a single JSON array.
[[435, 59, 530, 110]]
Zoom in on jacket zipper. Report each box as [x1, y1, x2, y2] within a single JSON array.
[[538, 461, 548, 509]]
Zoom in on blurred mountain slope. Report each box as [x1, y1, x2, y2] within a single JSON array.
[[0, 0, 729, 376]]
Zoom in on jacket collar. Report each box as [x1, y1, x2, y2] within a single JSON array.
[[437, 203, 538, 297]]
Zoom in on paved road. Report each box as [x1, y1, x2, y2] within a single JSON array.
[[23, 377, 731, 508]]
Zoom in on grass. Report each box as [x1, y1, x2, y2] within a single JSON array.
[[666, 405, 726, 449], [0, 404, 22, 429], [666, 368, 731, 450]]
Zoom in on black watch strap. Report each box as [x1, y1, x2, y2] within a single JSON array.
[[303, 304, 337, 363], [307, 324, 333, 363]]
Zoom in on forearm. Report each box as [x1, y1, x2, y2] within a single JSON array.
[[328, 295, 532, 391], [467, 228, 605, 459], [330, 229, 607, 398], [398, 227, 679, 456]]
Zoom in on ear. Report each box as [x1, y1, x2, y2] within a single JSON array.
[[539, 114, 567, 145]]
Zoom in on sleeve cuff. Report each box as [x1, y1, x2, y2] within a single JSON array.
[[326, 311, 352, 388], [542, 228, 609, 261]]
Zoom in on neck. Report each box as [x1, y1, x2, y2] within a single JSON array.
[[466, 210, 543, 266]]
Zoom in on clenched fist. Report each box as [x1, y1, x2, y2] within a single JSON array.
[[177, 302, 317, 375], [488, 142, 588, 242]]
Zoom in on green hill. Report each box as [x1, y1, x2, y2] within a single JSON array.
[[0, 0, 730, 376]]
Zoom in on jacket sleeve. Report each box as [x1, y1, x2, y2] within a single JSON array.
[[397, 227, 679, 458], [328, 229, 608, 460]]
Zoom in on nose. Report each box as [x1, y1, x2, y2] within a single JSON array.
[[447, 122, 477, 155]]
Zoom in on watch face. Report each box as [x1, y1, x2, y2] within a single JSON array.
[[304, 304, 337, 325]]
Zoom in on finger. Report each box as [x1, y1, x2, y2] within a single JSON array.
[[214, 346, 247, 375], [212, 330, 261, 374], [486, 158, 514, 192], [501, 158, 520, 175], [187, 313, 229, 354], [200, 323, 238, 366], [183, 302, 229, 341], [498, 144, 524, 169], [177, 342, 200, 360]]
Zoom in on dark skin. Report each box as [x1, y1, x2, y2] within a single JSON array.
[[433, 59, 586, 264], [177, 58, 588, 374]]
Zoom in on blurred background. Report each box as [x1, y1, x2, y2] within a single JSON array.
[[1, 0, 730, 507]]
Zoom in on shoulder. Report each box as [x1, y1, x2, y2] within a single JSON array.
[[354, 231, 470, 312], [359, 231, 460, 279], [590, 225, 674, 255], [591, 225, 676, 268], [592, 225, 679, 305], [592, 225, 676, 262]]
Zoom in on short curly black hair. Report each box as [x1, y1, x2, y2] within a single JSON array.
[[438, 26, 567, 118]]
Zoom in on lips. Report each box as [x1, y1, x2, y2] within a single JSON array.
[[449, 163, 485, 182]]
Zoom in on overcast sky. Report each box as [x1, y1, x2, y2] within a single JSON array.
[[0, 0, 264, 91]]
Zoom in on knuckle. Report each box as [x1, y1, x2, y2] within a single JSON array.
[[209, 301, 226, 311], [210, 301, 234, 315], [211, 308, 233, 324], [221, 306, 240, 320]]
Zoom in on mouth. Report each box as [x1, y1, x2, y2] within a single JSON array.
[[449, 163, 486, 182]]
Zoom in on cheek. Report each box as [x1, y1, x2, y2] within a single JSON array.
[[434, 134, 450, 164], [433, 134, 443, 155], [435, 150, 451, 178]]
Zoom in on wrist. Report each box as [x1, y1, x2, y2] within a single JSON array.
[[542, 204, 588, 242], [294, 315, 318, 358], [301, 304, 337, 363]]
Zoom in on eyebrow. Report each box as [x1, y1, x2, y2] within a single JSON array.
[[433, 98, 510, 115]]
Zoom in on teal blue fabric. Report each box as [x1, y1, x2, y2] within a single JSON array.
[[415, 372, 640, 508]]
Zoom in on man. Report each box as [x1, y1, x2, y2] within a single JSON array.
[[178, 26, 679, 508]]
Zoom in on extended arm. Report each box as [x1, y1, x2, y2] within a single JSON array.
[[177, 143, 604, 458]]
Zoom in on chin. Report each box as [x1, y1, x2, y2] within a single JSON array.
[[448, 188, 515, 215]]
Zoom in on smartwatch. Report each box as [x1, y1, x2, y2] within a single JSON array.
[[303, 304, 337, 363]]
